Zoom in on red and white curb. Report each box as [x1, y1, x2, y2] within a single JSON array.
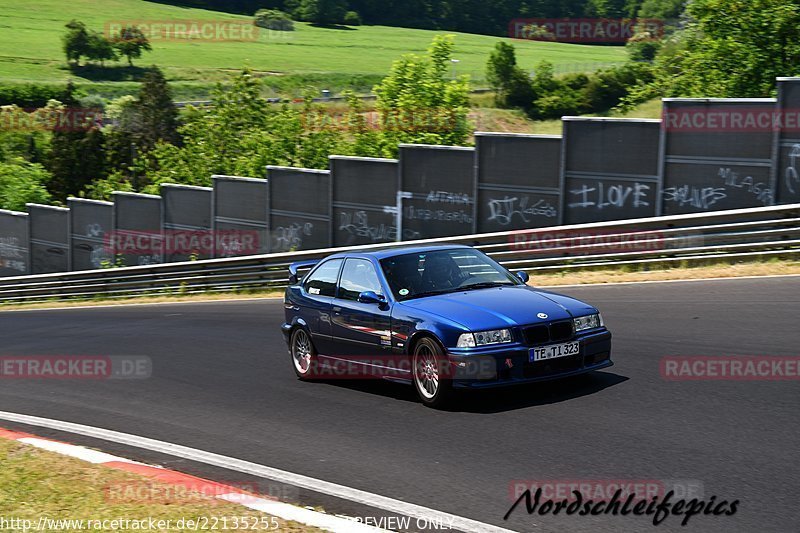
[[0, 427, 388, 533]]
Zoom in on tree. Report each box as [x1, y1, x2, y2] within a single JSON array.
[[649, 0, 800, 97], [373, 34, 471, 148], [637, 0, 684, 19], [102, 68, 180, 190], [113, 26, 152, 66], [62, 20, 91, 65], [134, 68, 180, 150], [298, 0, 349, 25], [86, 32, 118, 66], [46, 82, 106, 201], [486, 42, 535, 110], [0, 158, 53, 211]]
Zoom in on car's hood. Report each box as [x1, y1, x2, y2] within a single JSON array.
[[399, 285, 596, 331]]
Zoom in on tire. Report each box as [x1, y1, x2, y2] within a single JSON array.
[[412, 336, 454, 408], [290, 328, 317, 380]]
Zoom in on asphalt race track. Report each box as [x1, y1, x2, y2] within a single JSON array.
[[0, 276, 798, 532]]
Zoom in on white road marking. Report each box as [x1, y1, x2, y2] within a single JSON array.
[[0, 410, 517, 533], [217, 493, 382, 533], [17, 437, 151, 466]]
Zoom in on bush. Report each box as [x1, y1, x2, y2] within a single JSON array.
[[503, 69, 535, 109], [584, 62, 655, 111], [533, 86, 587, 119], [486, 42, 534, 110], [0, 84, 64, 108], [78, 94, 106, 111], [343, 11, 362, 26], [524, 61, 653, 120], [626, 39, 661, 62], [254, 9, 295, 31], [562, 72, 590, 91]]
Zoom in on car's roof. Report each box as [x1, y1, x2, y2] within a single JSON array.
[[327, 244, 471, 260]]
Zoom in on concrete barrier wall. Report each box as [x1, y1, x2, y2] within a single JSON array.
[[211, 175, 269, 258], [266, 166, 332, 253], [162, 184, 213, 263], [28, 203, 69, 274], [112, 192, 163, 267], [562, 117, 662, 224], [68, 198, 113, 271], [0, 209, 29, 276], [331, 156, 399, 247], [399, 144, 476, 240], [661, 98, 776, 215], [475, 132, 562, 232]]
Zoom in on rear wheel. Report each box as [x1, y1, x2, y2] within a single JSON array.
[[412, 337, 453, 408], [290, 328, 316, 380]]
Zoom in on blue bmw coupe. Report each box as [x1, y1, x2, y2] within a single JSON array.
[[282, 245, 612, 407]]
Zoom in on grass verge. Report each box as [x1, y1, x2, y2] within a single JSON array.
[[1, 258, 798, 311], [0, 438, 320, 531]]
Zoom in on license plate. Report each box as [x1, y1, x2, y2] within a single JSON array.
[[530, 341, 580, 362]]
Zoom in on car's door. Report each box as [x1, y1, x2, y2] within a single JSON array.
[[297, 258, 343, 355], [330, 258, 393, 359]]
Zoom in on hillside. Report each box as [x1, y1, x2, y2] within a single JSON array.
[[0, 0, 627, 99]]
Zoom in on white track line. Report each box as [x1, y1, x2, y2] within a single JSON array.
[[17, 437, 150, 466], [0, 410, 517, 533]]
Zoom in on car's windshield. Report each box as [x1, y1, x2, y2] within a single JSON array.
[[380, 248, 521, 301]]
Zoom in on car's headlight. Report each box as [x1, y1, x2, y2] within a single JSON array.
[[456, 329, 513, 348], [574, 313, 603, 332]]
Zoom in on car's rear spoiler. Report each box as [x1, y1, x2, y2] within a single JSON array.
[[288, 260, 320, 285]]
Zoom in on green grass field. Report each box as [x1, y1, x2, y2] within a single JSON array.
[[0, 0, 627, 99]]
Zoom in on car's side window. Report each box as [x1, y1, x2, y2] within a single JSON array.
[[303, 259, 342, 297], [338, 259, 383, 301]]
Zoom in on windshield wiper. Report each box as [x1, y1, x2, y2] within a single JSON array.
[[402, 289, 453, 300], [459, 281, 515, 291]]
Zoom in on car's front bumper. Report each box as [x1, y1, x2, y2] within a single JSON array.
[[446, 328, 612, 389]]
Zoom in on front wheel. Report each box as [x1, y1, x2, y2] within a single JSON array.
[[412, 337, 454, 408], [290, 328, 317, 380]]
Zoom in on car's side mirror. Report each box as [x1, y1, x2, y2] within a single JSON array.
[[515, 271, 530, 283], [288, 273, 299, 285], [358, 291, 387, 305]]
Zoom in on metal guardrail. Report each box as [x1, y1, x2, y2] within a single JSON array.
[[0, 204, 798, 304]]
